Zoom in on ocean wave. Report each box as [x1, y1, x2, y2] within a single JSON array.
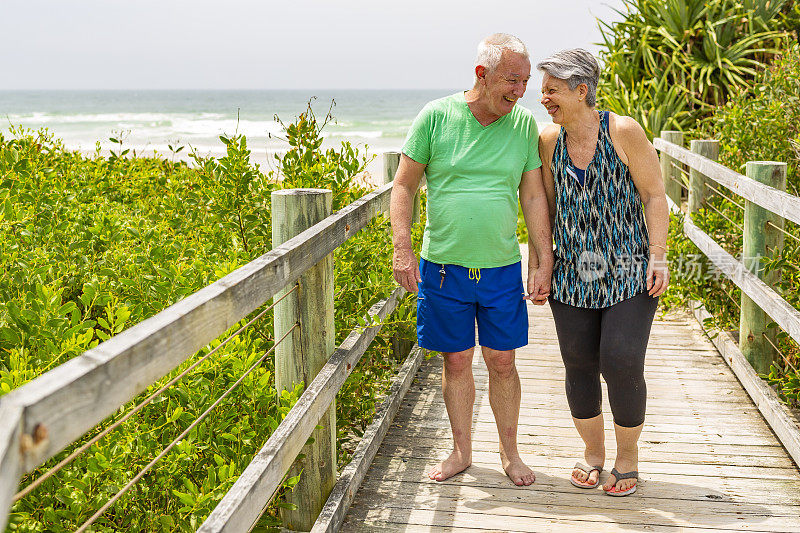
[[322, 130, 385, 139], [6, 111, 231, 125]]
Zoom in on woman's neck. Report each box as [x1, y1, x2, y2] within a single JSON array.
[[562, 107, 600, 143]]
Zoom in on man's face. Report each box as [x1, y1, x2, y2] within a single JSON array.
[[480, 51, 531, 118]]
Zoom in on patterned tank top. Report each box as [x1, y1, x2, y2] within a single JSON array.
[[550, 111, 650, 308]]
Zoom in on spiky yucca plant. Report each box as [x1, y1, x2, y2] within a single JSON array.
[[597, 0, 789, 137]]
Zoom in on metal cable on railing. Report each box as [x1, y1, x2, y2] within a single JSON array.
[[704, 182, 746, 210], [665, 173, 689, 191], [74, 322, 299, 533], [669, 161, 690, 177], [765, 220, 800, 245], [703, 202, 744, 232], [762, 332, 800, 376], [13, 284, 298, 502], [720, 285, 742, 310]]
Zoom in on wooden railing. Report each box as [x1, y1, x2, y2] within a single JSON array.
[[0, 160, 421, 531], [654, 133, 800, 465]]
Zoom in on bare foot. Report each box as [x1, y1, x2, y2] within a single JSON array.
[[501, 455, 535, 486], [428, 450, 471, 482]]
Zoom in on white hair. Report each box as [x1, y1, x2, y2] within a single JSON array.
[[474, 33, 529, 80], [536, 48, 600, 107]]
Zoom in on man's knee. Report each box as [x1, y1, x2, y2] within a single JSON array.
[[443, 348, 474, 376], [482, 347, 516, 378]]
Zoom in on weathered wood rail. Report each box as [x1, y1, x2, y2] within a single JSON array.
[[654, 134, 800, 466], [0, 162, 423, 531]]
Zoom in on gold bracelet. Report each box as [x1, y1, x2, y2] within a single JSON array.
[[649, 243, 667, 252]]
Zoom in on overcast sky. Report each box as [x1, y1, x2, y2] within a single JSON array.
[[0, 0, 626, 90]]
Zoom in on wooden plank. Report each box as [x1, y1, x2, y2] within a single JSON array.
[[410, 377, 758, 401], [3, 183, 393, 473], [311, 345, 426, 533], [345, 505, 789, 533], [347, 491, 800, 531], [372, 448, 800, 481], [399, 393, 770, 419], [197, 287, 404, 533], [378, 438, 795, 468], [689, 299, 800, 469], [386, 421, 779, 446], [342, 521, 763, 533], [683, 218, 800, 346], [357, 479, 800, 519], [395, 401, 780, 433], [364, 455, 800, 505], [0, 401, 23, 531], [392, 410, 778, 439], [655, 137, 800, 225]]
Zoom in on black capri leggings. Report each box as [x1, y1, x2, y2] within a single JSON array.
[[548, 292, 659, 428]]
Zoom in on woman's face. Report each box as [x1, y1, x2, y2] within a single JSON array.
[[540, 73, 582, 124]]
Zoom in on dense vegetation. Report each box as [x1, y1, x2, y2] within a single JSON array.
[[596, 0, 800, 408], [0, 102, 420, 531], [597, 0, 798, 137]]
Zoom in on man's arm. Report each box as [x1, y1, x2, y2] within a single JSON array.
[[614, 115, 670, 297], [390, 154, 427, 293], [519, 166, 554, 305]]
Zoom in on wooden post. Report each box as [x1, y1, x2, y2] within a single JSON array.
[[271, 188, 336, 531], [659, 130, 684, 206], [383, 151, 419, 224], [740, 161, 787, 374], [688, 140, 719, 216], [0, 403, 23, 532]]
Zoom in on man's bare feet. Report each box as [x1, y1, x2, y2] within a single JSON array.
[[501, 454, 535, 486], [428, 450, 472, 482]]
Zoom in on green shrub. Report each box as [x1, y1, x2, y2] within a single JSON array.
[[597, 0, 790, 138], [663, 45, 800, 407], [1, 101, 419, 531]]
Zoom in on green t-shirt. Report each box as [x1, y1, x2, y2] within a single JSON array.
[[402, 92, 542, 268]]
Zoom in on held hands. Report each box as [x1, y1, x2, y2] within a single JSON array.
[[525, 263, 552, 305], [647, 253, 670, 297], [393, 246, 421, 293]]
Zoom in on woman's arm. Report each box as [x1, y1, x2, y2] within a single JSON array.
[[612, 114, 670, 297]]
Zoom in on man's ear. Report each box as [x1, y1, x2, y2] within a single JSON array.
[[475, 65, 486, 83]]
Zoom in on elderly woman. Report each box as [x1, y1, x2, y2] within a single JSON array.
[[534, 49, 669, 496]]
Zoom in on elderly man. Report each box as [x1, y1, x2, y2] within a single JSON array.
[[390, 33, 553, 486]]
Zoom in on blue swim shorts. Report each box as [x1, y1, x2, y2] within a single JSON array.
[[416, 258, 528, 353]]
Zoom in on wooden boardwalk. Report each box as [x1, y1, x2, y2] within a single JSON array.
[[340, 299, 800, 531]]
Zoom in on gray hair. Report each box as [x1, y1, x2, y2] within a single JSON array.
[[536, 48, 600, 107], [474, 33, 529, 80]]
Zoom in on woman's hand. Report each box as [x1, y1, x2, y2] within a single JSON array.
[[647, 253, 669, 297]]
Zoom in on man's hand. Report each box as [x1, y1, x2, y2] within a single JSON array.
[[393, 247, 421, 293], [647, 253, 669, 297], [525, 262, 552, 305]]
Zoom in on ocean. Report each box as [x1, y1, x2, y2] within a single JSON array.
[[0, 90, 552, 174]]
